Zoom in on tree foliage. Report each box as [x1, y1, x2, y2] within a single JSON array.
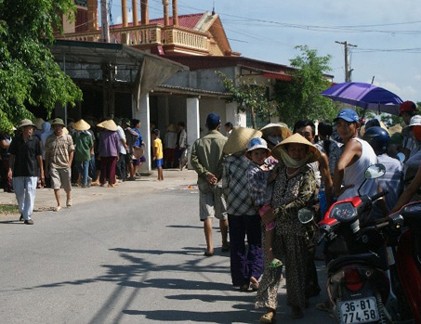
[[216, 71, 278, 129], [274, 45, 337, 127], [0, 0, 83, 133]]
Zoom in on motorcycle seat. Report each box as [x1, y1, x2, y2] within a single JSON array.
[[327, 252, 388, 274]]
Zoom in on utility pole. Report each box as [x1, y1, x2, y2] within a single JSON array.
[[335, 41, 357, 82]]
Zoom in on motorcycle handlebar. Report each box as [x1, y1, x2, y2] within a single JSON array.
[[369, 190, 388, 203], [317, 232, 327, 245]]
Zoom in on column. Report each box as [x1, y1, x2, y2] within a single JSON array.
[[122, 0, 128, 27], [162, 0, 169, 26], [225, 102, 246, 127], [141, 0, 149, 24], [133, 93, 152, 173], [186, 97, 200, 146], [172, 0, 178, 26], [132, 0, 138, 26]]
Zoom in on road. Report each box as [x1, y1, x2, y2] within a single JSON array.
[[0, 170, 335, 323]]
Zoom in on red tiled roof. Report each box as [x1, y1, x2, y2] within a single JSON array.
[[150, 13, 204, 29], [111, 13, 204, 29], [164, 55, 295, 76]]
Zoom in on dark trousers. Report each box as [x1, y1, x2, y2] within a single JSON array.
[[89, 155, 96, 180], [116, 153, 127, 181], [305, 245, 321, 298], [228, 214, 263, 286], [100, 156, 117, 185]]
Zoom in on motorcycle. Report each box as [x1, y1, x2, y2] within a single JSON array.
[[317, 163, 393, 324], [387, 201, 421, 323]]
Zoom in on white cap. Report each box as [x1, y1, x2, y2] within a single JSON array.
[[247, 137, 270, 152], [409, 115, 421, 127]]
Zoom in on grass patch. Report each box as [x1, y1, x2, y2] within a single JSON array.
[[0, 204, 19, 214]]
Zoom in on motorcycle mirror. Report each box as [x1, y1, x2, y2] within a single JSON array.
[[357, 163, 386, 196], [364, 163, 386, 179], [298, 207, 314, 224]]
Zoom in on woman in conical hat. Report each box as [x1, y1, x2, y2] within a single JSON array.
[[260, 122, 292, 148], [97, 119, 120, 187], [72, 119, 94, 188], [256, 133, 319, 321]]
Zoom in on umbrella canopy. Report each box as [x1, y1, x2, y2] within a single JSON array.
[[322, 82, 403, 115]]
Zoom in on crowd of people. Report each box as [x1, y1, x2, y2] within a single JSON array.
[[2, 102, 421, 320], [190, 102, 421, 322], [1, 116, 196, 223]]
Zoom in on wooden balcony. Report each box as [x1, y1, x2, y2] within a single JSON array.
[[56, 25, 210, 54]]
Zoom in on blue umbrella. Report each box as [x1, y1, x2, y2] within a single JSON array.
[[321, 82, 403, 115]]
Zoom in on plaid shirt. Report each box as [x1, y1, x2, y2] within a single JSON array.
[[222, 154, 257, 215], [247, 162, 271, 207]]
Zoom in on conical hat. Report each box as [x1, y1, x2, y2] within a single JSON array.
[[271, 133, 321, 163], [97, 120, 118, 131], [73, 119, 91, 131], [260, 123, 292, 143], [223, 127, 262, 155]]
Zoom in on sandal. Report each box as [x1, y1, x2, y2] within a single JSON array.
[[221, 243, 230, 252], [260, 310, 276, 323], [239, 283, 250, 292], [316, 301, 333, 313], [204, 250, 214, 257], [269, 258, 283, 269], [250, 276, 259, 291]]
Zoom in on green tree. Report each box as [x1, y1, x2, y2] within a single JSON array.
[[216, 71, 278, 129], [0, 0, 82, 134], [274, 45, 337, 127]]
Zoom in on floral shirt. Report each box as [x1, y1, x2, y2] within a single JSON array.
[[271, 165, 316, 236]]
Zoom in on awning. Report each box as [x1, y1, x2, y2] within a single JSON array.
[[50, 40, 188, 109]]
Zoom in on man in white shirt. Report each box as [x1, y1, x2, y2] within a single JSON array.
[[115, 118, 128, 182], [333, 109, 378, 201]]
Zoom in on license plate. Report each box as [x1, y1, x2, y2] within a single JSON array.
[[339, 297, 379, 323]]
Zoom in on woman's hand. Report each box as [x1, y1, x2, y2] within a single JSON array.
[[260, 207, 276, 224]]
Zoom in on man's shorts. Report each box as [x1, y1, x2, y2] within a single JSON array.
[[199, 185, 227, 221], [155, 158, 163, 168], [50, 167, 72, 192]]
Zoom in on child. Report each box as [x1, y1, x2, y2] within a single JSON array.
[[152, 129, 164, 181], [246, 137, 282, 269]]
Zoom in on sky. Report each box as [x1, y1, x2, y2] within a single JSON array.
[[108, 0, 421, 103]]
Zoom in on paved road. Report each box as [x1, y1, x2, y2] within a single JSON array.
[[0, 170, 335, 323]]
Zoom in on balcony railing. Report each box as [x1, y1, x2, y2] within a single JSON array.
[[57, 25, 209, 52]]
